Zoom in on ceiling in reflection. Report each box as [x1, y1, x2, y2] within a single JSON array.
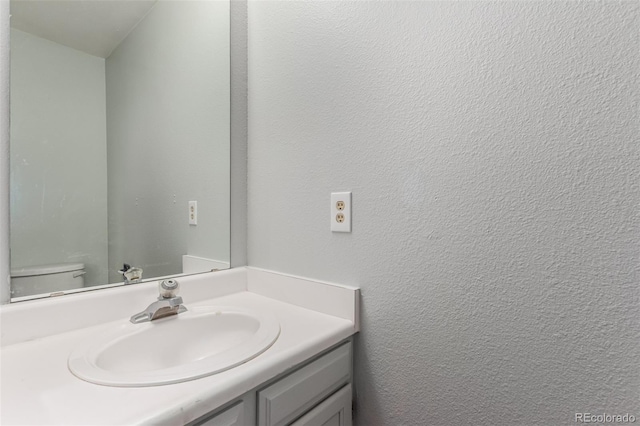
[[10, 0, 157, 57]]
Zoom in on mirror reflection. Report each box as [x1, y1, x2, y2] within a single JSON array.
[[9, 0, 230, 300]]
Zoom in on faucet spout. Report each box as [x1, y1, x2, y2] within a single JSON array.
[[130, 280, 187, 324]]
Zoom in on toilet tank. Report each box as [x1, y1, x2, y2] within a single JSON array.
[[10, 263, 86, 298]]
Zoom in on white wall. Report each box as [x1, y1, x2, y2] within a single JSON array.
[[10, 29, 108, 287], [106, 0, 230, 282], [248, 2, 639, 425]]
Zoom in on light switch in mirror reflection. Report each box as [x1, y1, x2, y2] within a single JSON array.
[[6, 0, 231, 302]]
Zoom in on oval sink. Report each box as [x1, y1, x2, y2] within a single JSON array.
[[68, 306, 280, 387]]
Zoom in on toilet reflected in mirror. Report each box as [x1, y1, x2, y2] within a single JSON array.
[[10, 263, 86, 298]]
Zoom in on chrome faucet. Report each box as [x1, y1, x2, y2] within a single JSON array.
[[130, 279, 187, 324]]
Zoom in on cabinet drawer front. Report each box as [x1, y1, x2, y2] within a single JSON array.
[[193, 401, 245, 426], [290, 384, 352, 426], [258, 342, 352, 426]]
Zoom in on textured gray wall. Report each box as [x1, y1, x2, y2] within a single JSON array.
[[247, 2, 639, 425]]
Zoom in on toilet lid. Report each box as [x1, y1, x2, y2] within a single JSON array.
[[11, 263, 85, 277]]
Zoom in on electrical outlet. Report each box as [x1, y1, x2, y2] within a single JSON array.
[[189, 201, 197, 225], [331, 192, 351, 232]]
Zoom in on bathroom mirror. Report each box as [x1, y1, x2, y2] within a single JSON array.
[[8, 0, 230, 301]]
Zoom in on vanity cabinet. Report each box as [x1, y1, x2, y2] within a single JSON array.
[[190, 341, 353, 426], [290, 384, 352, 426], [196, 401, 246, 426]]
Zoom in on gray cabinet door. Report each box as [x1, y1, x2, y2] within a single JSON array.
[[195, 401, 245, 426], [290, 384, 352, 426], [257, 343, 352, 426]]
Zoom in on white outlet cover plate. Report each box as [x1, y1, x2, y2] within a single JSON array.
[[189, 201, 197, 226], [331, 192, 351, 232]]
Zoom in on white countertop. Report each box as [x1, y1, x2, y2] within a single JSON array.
[[0, 268, 359, 425]]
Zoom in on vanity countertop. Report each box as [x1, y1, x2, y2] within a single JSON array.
[[0, 267, 360, 425]]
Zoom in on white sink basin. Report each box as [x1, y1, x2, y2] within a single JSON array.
[[68, 306, 280, 387]]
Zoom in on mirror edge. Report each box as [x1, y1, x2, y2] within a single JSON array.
[[230, 0, 247, 269], [1, 0, 10, 304]]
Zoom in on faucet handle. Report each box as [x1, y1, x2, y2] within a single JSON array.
[[159, 279, 180, 299]]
